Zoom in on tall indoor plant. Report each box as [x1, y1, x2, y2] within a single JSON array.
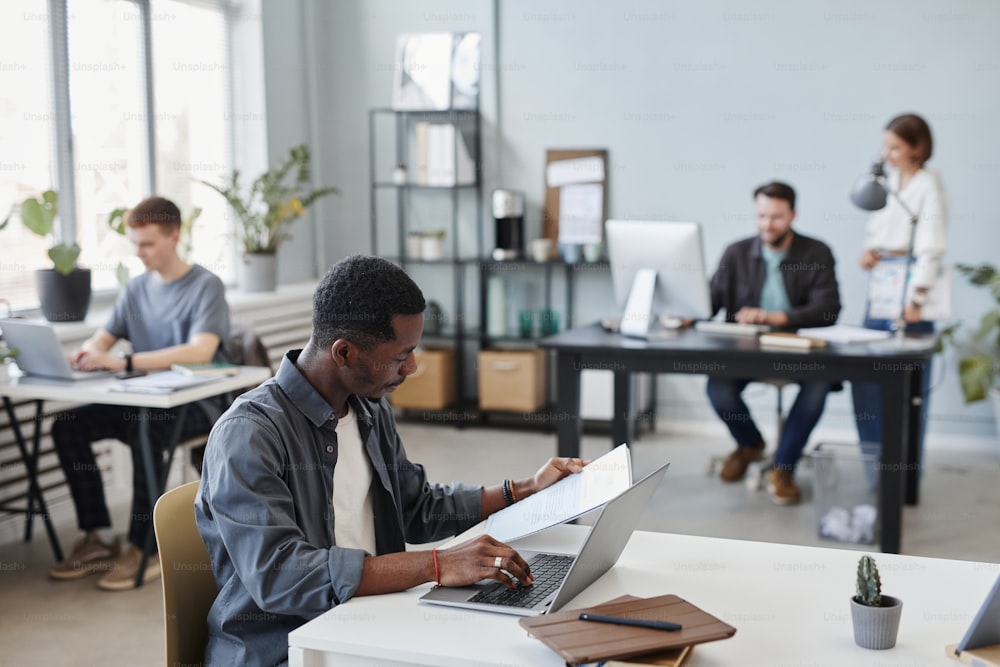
[[199, 144, 337, 292], [940, 263, 1000, 446], [1, 189, 91, 322]]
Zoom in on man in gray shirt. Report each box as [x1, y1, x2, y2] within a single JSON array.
[[48, 196, 230, 591], [197, 255, 586, 667]]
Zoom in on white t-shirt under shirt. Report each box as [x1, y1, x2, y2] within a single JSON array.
[[332, 405, 377, 554]]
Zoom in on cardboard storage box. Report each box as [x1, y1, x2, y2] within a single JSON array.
[[478, 349, 547, 412], [389, 349, 456, 410]]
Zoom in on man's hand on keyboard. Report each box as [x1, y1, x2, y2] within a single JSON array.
[[437, 534, 534, 588], [734, 307, 789, 327]]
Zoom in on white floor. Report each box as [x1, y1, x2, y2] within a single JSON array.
[[1, 421, 997, 666]]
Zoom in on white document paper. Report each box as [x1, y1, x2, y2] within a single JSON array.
[[545, 156, 605, 188], [485, 443, 632, 543], [867, 256, 952, 321], [557, 183, 604, 245], [110, 371, 223, 394], [796, 325, 892, 344]]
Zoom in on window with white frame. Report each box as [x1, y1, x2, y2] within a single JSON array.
[[0, 0, 258, 310], [0, 1, 56, 308]]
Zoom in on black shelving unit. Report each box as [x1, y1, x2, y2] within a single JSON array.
[[368, 107, 482, 417], [369, 111, 652, 431]]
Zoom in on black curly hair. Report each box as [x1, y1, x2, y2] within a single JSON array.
[[312, 255, 425, 350]]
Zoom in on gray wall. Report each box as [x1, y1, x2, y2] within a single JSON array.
[[263, 0, 1000, 440]]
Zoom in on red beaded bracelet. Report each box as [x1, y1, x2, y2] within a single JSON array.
[[432, 548, 440, 586]]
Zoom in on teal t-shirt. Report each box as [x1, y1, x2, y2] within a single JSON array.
[[759, 245, 790, 313]]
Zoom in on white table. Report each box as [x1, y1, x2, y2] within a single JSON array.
[[0, 366, 271, 582], [288, 524, 998, 666]]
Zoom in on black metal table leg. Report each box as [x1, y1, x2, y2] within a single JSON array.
[[2, 397, 63, 561]]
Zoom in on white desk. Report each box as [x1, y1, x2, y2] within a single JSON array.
[[0, 366, 271, 578], [289, 524, 998, 666]]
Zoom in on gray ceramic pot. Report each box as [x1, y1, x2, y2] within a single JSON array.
[[850, 595, 902, 649]]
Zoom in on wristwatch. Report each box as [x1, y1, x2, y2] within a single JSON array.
[[121, 353, 133, 372], [909, 290, 928, 308]]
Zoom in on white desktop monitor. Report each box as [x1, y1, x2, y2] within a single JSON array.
[[606, 220, 712, 336]]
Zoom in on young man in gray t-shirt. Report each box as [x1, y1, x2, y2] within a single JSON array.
[[49, 196, 230, 591]]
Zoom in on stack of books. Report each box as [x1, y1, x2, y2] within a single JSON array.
[[412, 122, 475, 186]]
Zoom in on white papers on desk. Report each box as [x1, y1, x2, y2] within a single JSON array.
[[110, 371, 224, 394], [485, 443, 632, 543], [795, 325, 892, 344], [557, 183, 604, 244], [867, 256, 952, 321]]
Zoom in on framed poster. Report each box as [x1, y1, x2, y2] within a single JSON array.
[[392, 32, 480, 110], [542, 149, 608, 245]]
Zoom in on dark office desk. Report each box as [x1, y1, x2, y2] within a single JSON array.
[[541, 324, 934, 554]]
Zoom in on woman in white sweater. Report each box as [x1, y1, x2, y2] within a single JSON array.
[[853, 113, 948, 468]]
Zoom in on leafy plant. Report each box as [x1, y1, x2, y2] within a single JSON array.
[[0, 340, 18, 364], [855, 554, 883, 607], [938, 263, 1000, 402], [1, 190, 80, 275], [198, 144, 338, 255]]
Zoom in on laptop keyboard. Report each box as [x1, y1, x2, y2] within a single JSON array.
[[468, 553, 574, 608]]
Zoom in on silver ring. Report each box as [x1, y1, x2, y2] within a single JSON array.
[[494, 556, 503, 569]]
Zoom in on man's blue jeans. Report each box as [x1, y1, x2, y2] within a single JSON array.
[[851, 317, 934, 476], [706, 378, 833, 470]]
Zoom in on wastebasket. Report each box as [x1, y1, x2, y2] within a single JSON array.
[[810, 442, 880, 545]]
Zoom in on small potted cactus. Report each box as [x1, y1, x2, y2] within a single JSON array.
[[850, 554, 903, 649]]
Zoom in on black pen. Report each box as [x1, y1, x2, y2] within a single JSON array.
[[578, 612, 682, 631]]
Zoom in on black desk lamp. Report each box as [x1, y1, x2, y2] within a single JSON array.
[[850, 159, 929, 349]]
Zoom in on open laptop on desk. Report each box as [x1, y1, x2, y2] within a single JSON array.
[[419, 461, 669, 616], [0, 319, 113, 381]]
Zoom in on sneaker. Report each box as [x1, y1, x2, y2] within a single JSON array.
[[96, 544, 161, 591], [49, 533, 120, 580], [719, 443, 766, 482], [767, 468, 802, 505]]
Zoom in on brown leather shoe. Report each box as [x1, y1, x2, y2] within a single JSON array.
[[97, 544, 161, 591], [767, 468, 802, 505], [719, 443, 766, 482], [49, 533, 120, 580]]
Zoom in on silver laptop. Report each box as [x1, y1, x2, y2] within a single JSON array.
[[419, 461, 669, 616], [0, 319, 113, 381]]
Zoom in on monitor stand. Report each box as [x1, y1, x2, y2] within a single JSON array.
[[619, 269, 657, 338]]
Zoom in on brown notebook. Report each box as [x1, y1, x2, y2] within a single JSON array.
[[759, 332, 829, 349], [604, 644, 691, 667], [519, 594, 736, 666], [947, 643, 1000, 666]]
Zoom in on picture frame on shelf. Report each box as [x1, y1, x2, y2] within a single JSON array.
[[391, 32, 480, 110]]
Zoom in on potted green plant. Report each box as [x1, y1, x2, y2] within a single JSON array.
[[850, 554, 903, 649], [1, 189, 91, 322], [939, 263, 1000, 448], [0, 340, 18, 383], [420, 229, 446, 261], [198, 144, 338, 292]]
